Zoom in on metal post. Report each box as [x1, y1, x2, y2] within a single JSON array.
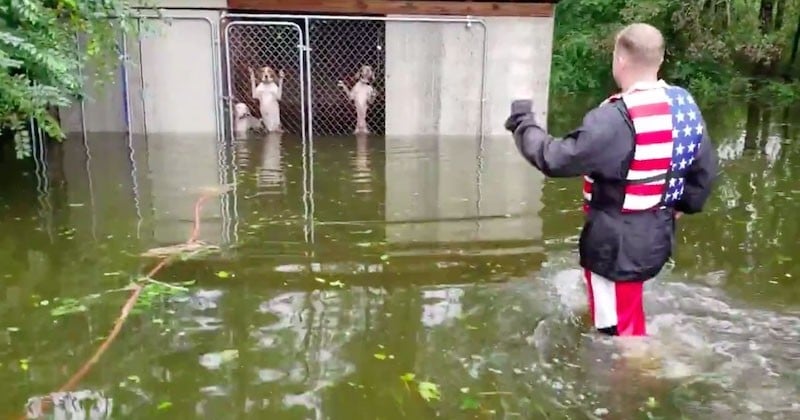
[[304, 16, 315, 244], [136, 18, 149, 137], [121, 31, 132, 136]]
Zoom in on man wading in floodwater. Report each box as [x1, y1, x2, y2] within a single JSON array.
[[504, 23, 718, 336]]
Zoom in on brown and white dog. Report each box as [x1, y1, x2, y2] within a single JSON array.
[[337, 65, 376, 134], [249, 66, 285, 133], [233, 102, 264, 138]]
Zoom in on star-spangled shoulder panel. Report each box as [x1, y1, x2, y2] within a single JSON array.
[[663, 86, 705, 205]]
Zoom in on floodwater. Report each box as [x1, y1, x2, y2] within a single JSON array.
[[1, 99, 799, 420]]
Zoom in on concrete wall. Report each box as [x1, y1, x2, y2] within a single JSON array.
[[384, 19, 484, 137], [385, 15, 554, 137], [58, 9, 221, 135], [135, 11, 220, 134], [59, 12, 553, 139], [57, 35, 130, 134], [483, 16, 554, 134]]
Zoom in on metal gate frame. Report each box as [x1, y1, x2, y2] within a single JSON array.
[[132, 13, 235, 244], [222, 20, 307, 141], [62, 12, 236, 244], [222, 13, 489, 140], [221, 13, 488, 247]]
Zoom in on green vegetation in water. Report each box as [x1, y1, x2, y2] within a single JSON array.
[[48, 278, 195, 317], [400, 373, 441, 403], [551, 0, 800, 102]]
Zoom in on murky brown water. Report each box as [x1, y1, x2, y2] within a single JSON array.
[[1, 99, 799, 419]]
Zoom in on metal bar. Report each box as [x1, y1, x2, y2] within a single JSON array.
[[209, 18, 224, 142], [223, 20, 235, 138], [303, 17, 313, 144], [478, 21, 488, 138], [136, 19, 149, 137], [222, 12, 486, 24], [298, 24, 307, 144], [75, 33, 87, 139], [304, 16, 315, 244], [121, 31, 133, 136]]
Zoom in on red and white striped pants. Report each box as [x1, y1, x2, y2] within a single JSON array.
[[583, 269, 647, 336]]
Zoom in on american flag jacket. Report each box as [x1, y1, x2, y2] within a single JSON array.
[[505, 80, 718, 282]]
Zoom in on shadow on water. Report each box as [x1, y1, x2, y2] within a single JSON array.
[[0, 99, 799, 419]]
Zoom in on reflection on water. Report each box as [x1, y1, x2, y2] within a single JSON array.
[[0, 100, 798, 419]]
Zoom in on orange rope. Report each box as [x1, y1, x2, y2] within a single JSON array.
[[19, 193, 212, 419]]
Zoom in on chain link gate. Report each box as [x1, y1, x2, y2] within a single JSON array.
[[308, 19, 385, 136], [222, 14, 487, 139], [223, 20, 306, 138]]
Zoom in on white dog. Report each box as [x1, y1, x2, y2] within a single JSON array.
[[249, 66, 285, 133], [233, 102, 264, 138], [337, 65, 376, 134]]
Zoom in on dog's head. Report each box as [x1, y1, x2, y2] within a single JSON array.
[[260, 66, 277, 83], [357, 65, 375, 84], [234, 102, 250, 119]]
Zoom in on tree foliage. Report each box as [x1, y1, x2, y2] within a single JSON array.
[[0, 0, 141, 158], [551, 0, 800, 100]]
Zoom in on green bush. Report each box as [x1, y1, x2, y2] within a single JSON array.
[[0, 0, 143, 158], [551, 0, 800, 101]]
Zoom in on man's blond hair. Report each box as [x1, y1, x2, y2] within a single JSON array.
[[614, 23, 665, 68]]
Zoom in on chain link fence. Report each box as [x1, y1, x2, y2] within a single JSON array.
[[222, 15, 487, 138], [224, 21, 305, 136], [308, 19, 385, 136]]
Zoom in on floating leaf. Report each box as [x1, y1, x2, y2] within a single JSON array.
[[19, 359, 29, 371], [157, 401, 172, 410], [460, 396, 480, 410], [314, 277, 327, 284], [380, 254, 390, 261], [50, 299, 88, 317], [373, 353, 387, 360], [329, 280, 344, 288], [418, 381, 440, 402], [215, 271, 231, 279], [400, 373, 415, 382]]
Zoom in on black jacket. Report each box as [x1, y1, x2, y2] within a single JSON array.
[[505, 99, 718, 282]]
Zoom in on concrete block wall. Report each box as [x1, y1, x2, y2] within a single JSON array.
[[59, 10, 554, 139], [384, 19, 485, 137], [58, 8, 221, 135], [483, 16, 554, 135], [384, 15, 554, 137]]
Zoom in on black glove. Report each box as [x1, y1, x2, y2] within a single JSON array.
[[504, 99, 535, 133]]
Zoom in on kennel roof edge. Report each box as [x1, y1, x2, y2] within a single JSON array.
[[226, 0, 558, 18]]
